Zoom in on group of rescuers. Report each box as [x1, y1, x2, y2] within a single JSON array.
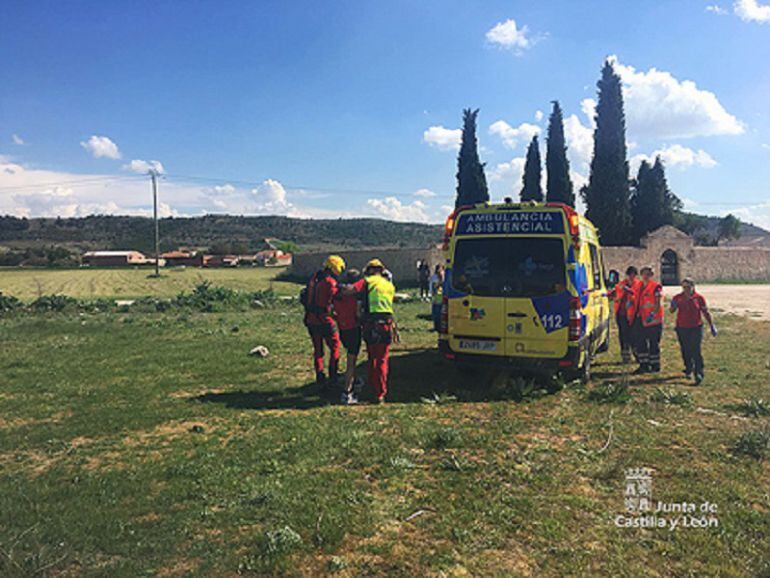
[[610, 265, 717, 385], [303, 255, 717, 404], [302, 255, 444, 405]]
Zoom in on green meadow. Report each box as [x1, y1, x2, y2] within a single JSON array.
[[0, 270, 768, 576]]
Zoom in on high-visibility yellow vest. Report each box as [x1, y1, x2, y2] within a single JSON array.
[[431, 283, 443, 305], [366, 275, 395, 314]]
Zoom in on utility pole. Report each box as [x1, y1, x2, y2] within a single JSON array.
[[150, 169, 161, 277]]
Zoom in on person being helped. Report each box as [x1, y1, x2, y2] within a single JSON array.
[[334, 268, 363, 405], [635, 266, 664, 373], [609, 266, 643, 364], [670, 277, 716, 385], [343, 259, 396, 404], [430, 264, 444, 332], [303, 255, 344, 387]]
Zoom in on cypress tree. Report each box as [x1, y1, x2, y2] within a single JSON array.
[[631, 156, 682, 242], [545, 101, 574, 205], [582, 60, 633, 245], [521, 135, 543, 202], [455, 108, 489, 208]]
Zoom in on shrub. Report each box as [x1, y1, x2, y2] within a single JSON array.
[[731, 429, 769, 460], [728, 398, 770, 418], [0, 293, 22, 314], [30, 294, 78, 312], [175, 282, 244, 312], [587, 381, 631, 404], [429, 427, 461, 450], [649, 388, 692, 407]]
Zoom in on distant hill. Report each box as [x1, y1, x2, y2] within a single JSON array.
[[0, 211, 767, 261], [0, 215, 443, 254]]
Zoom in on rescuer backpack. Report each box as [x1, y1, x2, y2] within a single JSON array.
[[300, 271, 328, 315]]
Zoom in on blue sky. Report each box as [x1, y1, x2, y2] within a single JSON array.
[[1, 0, 770, 227]]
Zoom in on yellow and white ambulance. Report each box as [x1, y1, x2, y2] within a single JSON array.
[[438, 200, 611, 380]]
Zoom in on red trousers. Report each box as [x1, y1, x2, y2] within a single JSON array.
[[310, 331, 340, 375], [366, 342, 390, 400]]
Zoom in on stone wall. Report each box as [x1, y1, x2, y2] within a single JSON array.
[[290, 227, 770, 285], [290, 247, 443, 285]]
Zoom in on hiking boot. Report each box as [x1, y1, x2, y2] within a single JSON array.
[[683, 369, 692, 378], [375, 396, 386, 405], [315, 372, 326, 386], [340, 392, 358, 405], [694, 373, 703, 386], [353, 377, 365, 395]]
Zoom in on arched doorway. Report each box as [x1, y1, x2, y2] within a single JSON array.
[[661, 249, 679, 285]]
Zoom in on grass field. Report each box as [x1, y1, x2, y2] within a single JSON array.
[[1, 274, 768, 576], [0, 267, 297, 300]]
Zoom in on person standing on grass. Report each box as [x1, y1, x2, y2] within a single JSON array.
[[635, 266, 664, 373], [334, 268, 363, 405], [610, 266, 643, 364], [430, 264, 444, 332], [670, 277, 717, 385], [342, 258, 395, 404], [418, 261, 431, 301], [303, 255, 345, 387]]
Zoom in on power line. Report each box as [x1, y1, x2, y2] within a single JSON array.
[[0, 175, 144, 193]]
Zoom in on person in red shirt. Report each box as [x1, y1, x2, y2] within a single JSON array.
[[635, 266, 664, 373], [304, 255, 344, 387], [609, 266, 642, 364], [670, 277, 716, 385], [334, 268, 362, 405]]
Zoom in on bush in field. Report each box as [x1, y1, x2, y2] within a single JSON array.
[[587, 381, 631, 404], [731, 429, 769, 460], [30, 294, 78, 312], [728, 398, 770, 418], [649, 388, 692, 407], [0, 293, 22, 314], [175, 282, 245, 312]]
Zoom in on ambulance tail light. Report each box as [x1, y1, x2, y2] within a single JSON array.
[[568, 297, 583, 342], [546, 202, 580, 241], [442, 205, 472, 250], [440, 296, 449, 334]]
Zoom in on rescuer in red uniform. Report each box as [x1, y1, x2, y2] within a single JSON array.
[[343, 259, 396, 404], [635, 266, 664, 373], [610, 266, 643, 364], [670, 277, 717, 385], [303, 255, 345, 387]]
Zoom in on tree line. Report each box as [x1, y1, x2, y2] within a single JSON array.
[[452, 59, 740, 246]]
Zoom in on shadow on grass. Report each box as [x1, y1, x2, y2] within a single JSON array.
[[193, 348, 562, 411]]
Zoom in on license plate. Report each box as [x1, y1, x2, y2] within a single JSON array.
[[457, 339, 497, 352]]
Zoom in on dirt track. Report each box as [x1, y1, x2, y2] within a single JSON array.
[[663, 284, 770, 321]]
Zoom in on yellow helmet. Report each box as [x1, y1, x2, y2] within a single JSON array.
[[323, 255, 346, 276], [366, 258, 384, 270]]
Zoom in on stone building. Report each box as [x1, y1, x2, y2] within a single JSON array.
[[289, 226, 770, 286]]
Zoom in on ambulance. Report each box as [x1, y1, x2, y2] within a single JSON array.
[[438, 200, 612, 381]]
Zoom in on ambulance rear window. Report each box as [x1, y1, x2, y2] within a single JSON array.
[[451, 238, 566, 297]]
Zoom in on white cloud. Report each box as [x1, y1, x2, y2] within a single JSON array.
[[681, 197, 699, 210], [489, 120, 540, 149], [490, 156, 526, 184], [124, 159, 164, 174], [762, 143, 770, 150], [609, 56, 745, 139], [414, 188, 437, 198], [211, 183, 236, 195], [735, 0, 770, 22], [250, 179, 296, 215], [11, 134, 25, 146], [485, 19, 533, 53], [534, 110, 544, 122], [423, 125, 462, 151], [580, 98, 597, 128], [630, 144, 717, 173], [563, 114, 594, 173], [80, 135, 122, 160], [729, 200, 770, 230], [706, 5, 729, 14], [366, 197, 430, 223]]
